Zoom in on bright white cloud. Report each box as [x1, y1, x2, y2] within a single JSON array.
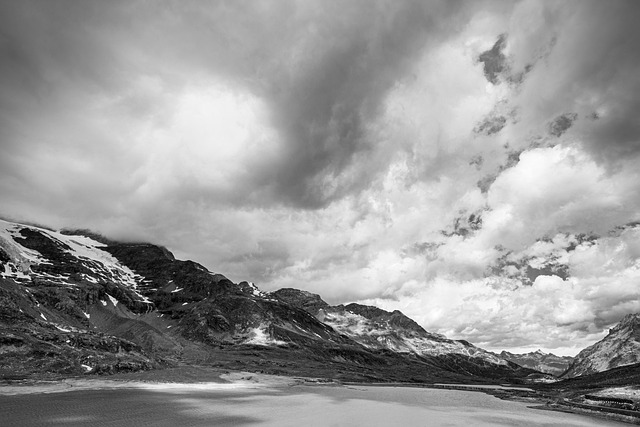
[[484, 145, 639, 249], [128, 82, 281, 203]]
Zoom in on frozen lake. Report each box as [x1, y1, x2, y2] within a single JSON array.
[[0, 382, 629, 426]]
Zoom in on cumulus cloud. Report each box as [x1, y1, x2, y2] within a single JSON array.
[[1, 0, 640, 355], [484, 145, 640, 248], [364, 227, 640, 355], [505, 0, 640, 163]]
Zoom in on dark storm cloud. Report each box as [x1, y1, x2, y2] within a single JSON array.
[[0, 0, 481, 216], [512, 0, 640, 166], [263, 0, 473, 207], [477, 33, 507, 85], [548, 113, 577, 137], [221, 239, 291, 282], [574, 1, 640, 164]]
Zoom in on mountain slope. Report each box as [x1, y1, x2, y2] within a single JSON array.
[[0, 219, 533, 382], [562, 313, 640, 378], [0, 221, 357, 364], [272, 288, 522, 373], [499, 350, 573, 376]]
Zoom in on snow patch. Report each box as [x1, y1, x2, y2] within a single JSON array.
[[106, 294, 119, 306], [0, 262, 31, 279], [246, 324, 287, 346], [0, 221, 47, 268], [0, 220, 154, 306], [247, 281, 266, 297], [39, 313, 47, 321]]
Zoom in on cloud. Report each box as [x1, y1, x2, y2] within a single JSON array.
[[260, 0, 487, 207], [505, 0, 640, 164], [0, 0, 484, 215], [363, 228, 640, 356], [484, 145, 640, 249], [1, 0, 640, 355]]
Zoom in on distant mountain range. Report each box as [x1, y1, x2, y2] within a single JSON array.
[[0, 218, 638, 384], [499, 350, 573, 376], [498, 312, 640, 380], [274, 289, 509, 368]]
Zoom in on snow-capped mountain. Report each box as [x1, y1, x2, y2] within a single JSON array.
[[499, 350, 573, 376], [562, 313, 640, 378], [0, 219, 532, 381], [0, 220, 152, 309]]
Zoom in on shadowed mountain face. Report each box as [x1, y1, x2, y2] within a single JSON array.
[[562, 314, 640, 379], [0, 219, 535, 382]]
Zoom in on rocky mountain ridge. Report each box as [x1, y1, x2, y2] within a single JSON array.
[[499, 350, 573, 376], [0, 219, 536, 382], [562, 313, 640, 378], [273, 288, 508, 366]]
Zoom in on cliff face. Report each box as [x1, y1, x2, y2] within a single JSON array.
[[0, 219, 533, 382]]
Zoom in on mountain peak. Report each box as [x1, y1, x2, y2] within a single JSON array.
[[271, 288, 329, 313], [341, 303, 426, 334], [613, 312, 640, 331]]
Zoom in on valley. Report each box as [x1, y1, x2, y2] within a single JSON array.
[[1, 218, 640, 424]]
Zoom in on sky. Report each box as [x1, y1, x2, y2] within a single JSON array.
[[1, 0, 640, 356]]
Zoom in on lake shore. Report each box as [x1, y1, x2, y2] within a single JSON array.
[[1, 367, 637, 426], [339, 379, 640, 425], [0, 368, 302, 396]]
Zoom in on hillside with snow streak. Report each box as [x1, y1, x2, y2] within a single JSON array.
[[0, 220, 152, 307], [0, 219, 535, 382]]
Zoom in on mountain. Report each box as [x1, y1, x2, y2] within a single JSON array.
[[562, 313, 640, 378], [499, 350, 573, 376], [0, 219, 533, 382], [273, 289, 509, 367]]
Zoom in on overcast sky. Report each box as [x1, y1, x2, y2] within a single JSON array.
[[2, 0, 640, 356]]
